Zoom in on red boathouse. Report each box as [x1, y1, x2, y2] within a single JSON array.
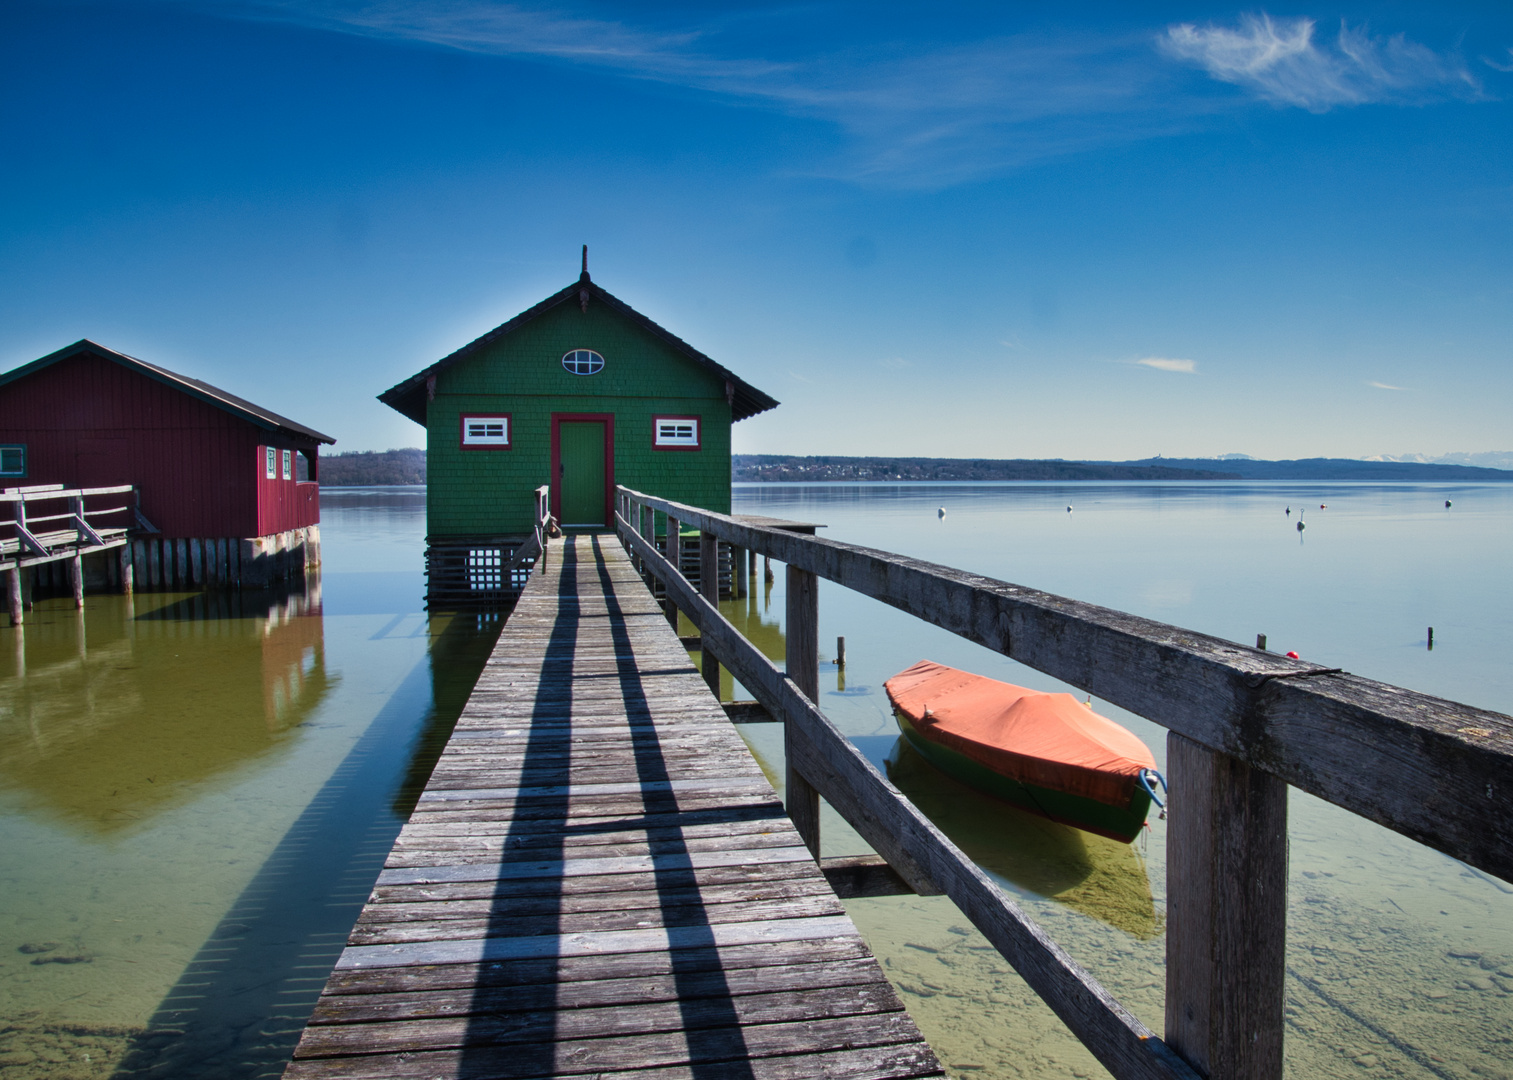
[[0, 340, 335, 589]]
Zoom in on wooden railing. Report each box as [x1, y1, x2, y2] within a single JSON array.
[[4, 483, 143, 621], [615, 485, 1513, 1080]]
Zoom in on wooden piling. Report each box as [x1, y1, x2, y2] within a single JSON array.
[[70, 553, 84, 608], [1165, 732, 1288, 1079], [786, 563, 822, 859], [836, 635, 846, 669], [7, 567, 21, 627], [119, 544, 134, 595]]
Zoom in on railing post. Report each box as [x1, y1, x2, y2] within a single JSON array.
[[1165, 732, 1289, 1080], [699, 530, 720, 695], [7, 566, 21, 627], [663, 515, 680, 628], [785, 563, 822, 859]]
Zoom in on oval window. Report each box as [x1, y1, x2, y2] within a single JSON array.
[[562, 349, 604, 375]]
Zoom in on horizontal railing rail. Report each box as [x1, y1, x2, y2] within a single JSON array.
[[616, 485, 1513, 1080]]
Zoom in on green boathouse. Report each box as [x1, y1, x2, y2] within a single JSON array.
[[378, 254, 778, 603]]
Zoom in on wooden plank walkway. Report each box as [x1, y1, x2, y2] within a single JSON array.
[[285, 533, 943, 1080]]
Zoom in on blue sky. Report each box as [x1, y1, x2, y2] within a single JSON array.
[[2, 1, 1510, 459]]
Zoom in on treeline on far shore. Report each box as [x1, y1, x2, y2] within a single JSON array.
[[733, 455, 1240, 482], [320, 448, 426, 486], [319, 449, 1512, 486]]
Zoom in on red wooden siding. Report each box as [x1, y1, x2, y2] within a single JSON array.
[[0, 351, 321, 538]]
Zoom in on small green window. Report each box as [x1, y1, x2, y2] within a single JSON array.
[[0, 445, 25, 477], [265, 446, 277, 479]]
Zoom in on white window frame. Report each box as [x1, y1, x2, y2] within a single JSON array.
[[282, 449, 293, 480], [461, 415, 512, 448], [653, 417, 700, 449], [265, 446, 277, 479]]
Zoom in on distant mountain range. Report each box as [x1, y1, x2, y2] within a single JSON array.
[[1107, 457, 1513, 481], [317, 449, 1513, 485]]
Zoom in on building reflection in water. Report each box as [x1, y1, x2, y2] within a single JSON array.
[[0, 581, 332, 836]]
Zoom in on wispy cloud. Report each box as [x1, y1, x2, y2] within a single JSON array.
[[1137, 357, 1197, 373], [188, 1, 1194, 183], [1160, 14, 1481, 111], [1484, 49, 1513, 74], [1369, 380, 1406, 390], [194, 3, 1491, 183]]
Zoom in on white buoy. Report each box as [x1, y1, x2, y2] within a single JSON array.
[[937, 507, 946, 519]]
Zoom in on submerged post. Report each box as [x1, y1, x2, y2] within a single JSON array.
[[7, 567, 21, 627], [1165, 733, 1289, 1080], [786, 564, 821, 858], [699, 530, 720, 695], [120, 544, 134, 595]]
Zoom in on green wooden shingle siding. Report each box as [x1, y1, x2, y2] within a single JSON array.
[[426, 299, 733, 537]]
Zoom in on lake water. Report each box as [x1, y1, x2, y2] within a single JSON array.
[[0, 488, 502, 1078], [0, 482, 1508, 1079], [722, 481, 1513, 1080]]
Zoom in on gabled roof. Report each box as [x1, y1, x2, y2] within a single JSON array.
[[378, 272, 780, 425], [0, 339, 335, 444]]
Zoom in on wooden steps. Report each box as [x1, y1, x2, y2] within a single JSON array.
[[285, 533, 942, 1079]]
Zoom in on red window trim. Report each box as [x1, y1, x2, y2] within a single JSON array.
[[652, 414, 702, 452], [459, 413, 514, 451], [549, 413, 614, 527]]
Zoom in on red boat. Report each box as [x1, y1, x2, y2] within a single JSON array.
[[885, 660, 1164, 843]]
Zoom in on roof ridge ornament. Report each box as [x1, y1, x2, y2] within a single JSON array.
[[578, 244, 591, 312]]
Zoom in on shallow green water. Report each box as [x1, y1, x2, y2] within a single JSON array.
[[0, 488, 501, 1078], [724, 481, 1513, 1080]]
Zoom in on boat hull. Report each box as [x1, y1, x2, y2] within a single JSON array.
[[895, 711, 1152, 843]]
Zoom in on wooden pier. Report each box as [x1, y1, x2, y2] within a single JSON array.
[[285, 533, 942, 1079], [4, 483, 137, 622]]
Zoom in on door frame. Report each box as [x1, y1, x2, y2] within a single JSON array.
[[550, 412, 615, 528]]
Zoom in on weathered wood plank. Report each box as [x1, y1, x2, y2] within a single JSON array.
[[310, 957, 894, 1024], [288, 1014, 939, 1078], [287, 533, 938, 1080]]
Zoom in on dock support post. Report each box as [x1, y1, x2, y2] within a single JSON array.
[[699, 531, 720, 695], [731, 546, 746, 599], [7, 567, 21, 627], [70, 554, 84, 608], [664, 516, 680, 628], [786, 564, 822, 859], [119, 544, 134, 595], [1166, 732, 1289, 1080]]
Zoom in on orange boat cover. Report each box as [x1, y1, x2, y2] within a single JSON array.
[[885, 660, 1156, 809]]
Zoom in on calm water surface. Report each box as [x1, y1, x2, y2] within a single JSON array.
[[0, 487, 502, 1078], [1, 482, 1508, 1080], [723, 481, 1512, 1080]]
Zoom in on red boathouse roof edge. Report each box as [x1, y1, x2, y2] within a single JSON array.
[[2, 339, 335, 445]]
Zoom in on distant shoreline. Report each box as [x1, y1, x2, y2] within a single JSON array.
[[317, 449, 1513, 486]]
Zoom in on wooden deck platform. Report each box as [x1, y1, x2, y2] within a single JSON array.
[[285, 533, 942, 1079]]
